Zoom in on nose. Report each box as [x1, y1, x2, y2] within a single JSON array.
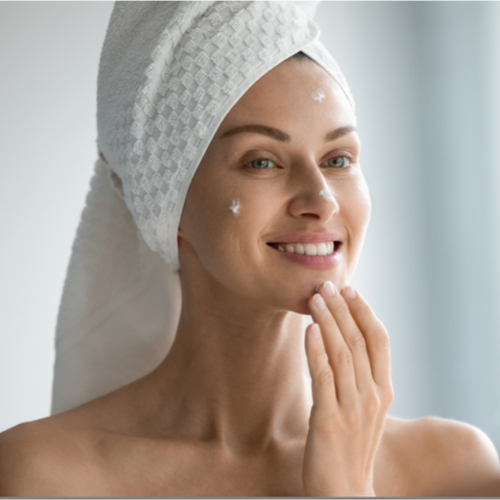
[[287, 161, 339, 222]]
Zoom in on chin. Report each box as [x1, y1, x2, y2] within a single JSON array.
[[284, 272, 351, 314]]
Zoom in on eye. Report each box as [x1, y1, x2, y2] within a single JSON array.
[[322, 156, 351, 169], [245, 158, 276, 170]]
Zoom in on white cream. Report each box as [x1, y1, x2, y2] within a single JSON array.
[[312, 88, 325, 102], [275, 241, 334, 255], [229, 199, 241, 215], [319, 188, 334, 201]]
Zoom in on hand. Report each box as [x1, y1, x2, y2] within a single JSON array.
[[302, 281, 393, 497]]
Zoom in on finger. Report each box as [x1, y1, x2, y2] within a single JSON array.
[[308, 292, 357, 405], [341, 287, 392, 393], [305, 323, 339, 413], [318, 281, 373, 393]]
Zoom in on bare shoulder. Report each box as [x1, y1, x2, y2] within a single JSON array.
[[0, 416, 97, 496], [384, 415, 500, 496]]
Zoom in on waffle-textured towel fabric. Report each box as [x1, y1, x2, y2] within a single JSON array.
[[51, 1, 354, 414]]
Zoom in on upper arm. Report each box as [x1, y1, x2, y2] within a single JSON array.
[[412, 417, 500, 496]]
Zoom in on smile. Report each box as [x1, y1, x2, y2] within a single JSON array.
[[266, 241, 343, 270], [267, 241, 339, 255]]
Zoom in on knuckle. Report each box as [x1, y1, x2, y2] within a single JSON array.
[[313, 351, 329, 366], [372, 323, 390, 349], [365, 393, 381, 417], [345, 404, 363, 426], [336, 347, 353, 367], [349, 332, 366, 353], [316, 367, 334, 387], [309, 404, 335, 429], [310, 341, 326, 359], [330, 297, 347, 316], [381, 384, 395, 406], [316, 412, 341, 433]]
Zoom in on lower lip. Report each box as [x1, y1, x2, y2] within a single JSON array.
[[268, 245, 342, 270]]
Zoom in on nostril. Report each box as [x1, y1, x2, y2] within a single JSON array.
[[301, 213, 322, 220]]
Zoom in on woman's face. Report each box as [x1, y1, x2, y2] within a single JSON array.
[[178, 58, 371, 314]]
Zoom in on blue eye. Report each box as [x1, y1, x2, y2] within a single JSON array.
[[324, 156, 350, 169], [246, 158, 276, 169]]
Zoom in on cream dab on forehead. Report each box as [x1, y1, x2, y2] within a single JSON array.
[[319, 188, 334, 201], [312, 88, 325, 102], [229, 199, 241, 215]]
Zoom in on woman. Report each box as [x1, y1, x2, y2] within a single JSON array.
[[1, 1, 499, 496]]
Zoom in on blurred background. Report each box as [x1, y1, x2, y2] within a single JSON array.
[[1, 1, 500, 450]]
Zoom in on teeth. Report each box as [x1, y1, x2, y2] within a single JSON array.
[[273, 241, 336, 256], [305, 243, 317, 256], [295, 243, 305, 255], [317, 242, 327, 256]]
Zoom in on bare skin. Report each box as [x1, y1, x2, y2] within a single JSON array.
[[1, 58, 500, 497]]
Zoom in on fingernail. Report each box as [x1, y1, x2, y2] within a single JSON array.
[[343, 286, 357, 299], [323, 281, 336, 296], [311, 324, 321, 338], [313, 293, 326, 310]]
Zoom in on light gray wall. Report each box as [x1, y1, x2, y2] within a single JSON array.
[[316, 0, 430, 420], [0, 1, 114, 431], [316, 1, 500, 444], [1, 2, 500, 450]]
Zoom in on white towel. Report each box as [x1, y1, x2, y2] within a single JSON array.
[[51, 1, 354, 415]]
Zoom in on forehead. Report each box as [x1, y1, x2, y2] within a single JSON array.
[[220, 59, 355, 130]]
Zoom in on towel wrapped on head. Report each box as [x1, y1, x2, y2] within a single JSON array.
[[51, 0, 354, 415]]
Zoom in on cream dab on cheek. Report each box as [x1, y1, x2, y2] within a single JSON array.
[[229, 199, 241, 215], [312, 88, 325, 102], [319, 188, 334, 201]]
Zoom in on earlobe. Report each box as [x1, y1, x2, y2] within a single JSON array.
[[177, 223, 185, 238]]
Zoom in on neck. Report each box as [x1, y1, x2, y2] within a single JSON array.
[[140, 266, 312, 455]]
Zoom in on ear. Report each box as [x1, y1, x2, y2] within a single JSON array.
[[177, 207, 187, 238], [177, 225, 185, 239]]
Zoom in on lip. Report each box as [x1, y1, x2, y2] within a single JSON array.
[[266, 231, 342, 244]]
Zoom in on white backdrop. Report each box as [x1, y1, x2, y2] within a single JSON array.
[[0, 1, 114, 430], [1, 1, 500, 449], [320, 2, 500, 445]]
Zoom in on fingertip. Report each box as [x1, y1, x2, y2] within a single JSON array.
[[310, 323, 321, 339], [341, 286, 357, 300], [312, 293, 327, 310], [322, 280, 337, 297], [305, 323, 320, 345]]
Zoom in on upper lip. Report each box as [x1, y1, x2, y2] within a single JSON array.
[[267, 231, 342, 244]]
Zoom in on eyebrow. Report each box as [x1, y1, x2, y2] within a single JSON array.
[[220, 124, 290, 142], [219, 124, 357, 142], [325, 125, 357, 141]]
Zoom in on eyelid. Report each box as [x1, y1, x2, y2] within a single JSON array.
[[241, 150, 282, 168]]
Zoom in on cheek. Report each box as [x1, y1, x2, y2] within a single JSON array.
[[180, 177, 279, 276], [338, 175, 371, 246], [355, 176, 372, 228]]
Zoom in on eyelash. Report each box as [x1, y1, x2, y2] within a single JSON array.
[[244, 155, 352, 170]]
